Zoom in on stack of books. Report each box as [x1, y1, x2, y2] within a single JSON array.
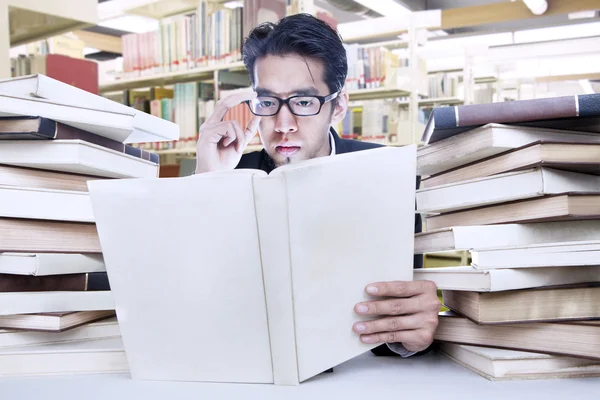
[[0, 74, 178, 377], [414, 93, 600, 381]]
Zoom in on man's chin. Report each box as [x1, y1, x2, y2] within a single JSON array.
[[268, 149, 307, 167]]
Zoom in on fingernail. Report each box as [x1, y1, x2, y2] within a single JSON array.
[[366, 286, 378, 295], [356, 305, 368, 314], [355, 323, 366, 332], [361, 336, 375, 344]]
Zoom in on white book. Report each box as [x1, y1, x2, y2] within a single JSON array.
[[0, 253, 105, 275], [0, 185, 93, 222], [88, 146, 417, 385], [0, 291, 114, 316], [438, 343, 600, 381], [414, 220, 600, 254], [414, 265, 600, 292], [0, 74, 179, 143], [0, 93, 134, 143], [417, 123, 600, 176], [0, 318, 120, 348], [0, 139, 158, 178], [471, 240, 600, 269], [0, 337, 127, 377], [417, 168, 600, 213]]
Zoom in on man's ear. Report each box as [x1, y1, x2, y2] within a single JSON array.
[[330, 86, 349, 125]]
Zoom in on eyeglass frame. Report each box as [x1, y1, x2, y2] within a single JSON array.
[[244, 91, 340, 117]]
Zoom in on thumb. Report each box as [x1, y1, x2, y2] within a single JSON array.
[[244, 116, 261, 143]]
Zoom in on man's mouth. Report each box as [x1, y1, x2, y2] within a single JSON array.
[[276, 146, 301, 156]]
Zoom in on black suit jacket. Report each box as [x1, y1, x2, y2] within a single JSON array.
[[235, 128, 423, 269]]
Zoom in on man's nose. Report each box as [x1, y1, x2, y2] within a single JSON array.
[[274, 103, 298, 134]]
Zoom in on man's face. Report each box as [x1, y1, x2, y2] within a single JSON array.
[[252, 54, 348, 167]]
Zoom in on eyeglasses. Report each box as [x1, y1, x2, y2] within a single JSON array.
[[245, 92, 340, 117]]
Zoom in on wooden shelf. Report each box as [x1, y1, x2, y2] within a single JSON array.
[[99, 62, 246, 93], [125, 0, 231, 19], [153, 144, 263, 156], [417, 97, 464, 107], [8, 0, 97, 47], [347, 87, 411, 101]]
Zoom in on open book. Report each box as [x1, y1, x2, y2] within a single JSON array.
[[88, 146, 417, 385]]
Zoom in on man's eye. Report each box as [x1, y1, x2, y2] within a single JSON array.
[[258, 101, 275, 108], [296, 100, 313, 107]]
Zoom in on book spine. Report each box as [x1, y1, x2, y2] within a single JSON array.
[[0, 272, 109, 292]]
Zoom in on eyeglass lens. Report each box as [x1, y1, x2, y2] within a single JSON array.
[[248, 96, 322, 116]]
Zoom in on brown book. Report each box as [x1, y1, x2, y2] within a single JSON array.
[[425, 194, 600, 230], [422, 93, 600, 144], [0, 310, 115, 332], [434, 311, 600, 360], [0, 164, 98, 192], [0, 116, 159, 164], [0, 218, 101, 253], [443, 284, 600, 324], [0, 272, 109, 292], [422, 142, 600, 189]]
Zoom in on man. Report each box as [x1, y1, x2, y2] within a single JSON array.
[[195, 14, 440, 356]]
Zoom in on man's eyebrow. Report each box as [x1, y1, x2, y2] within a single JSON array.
[[255, 87, 319, 96]]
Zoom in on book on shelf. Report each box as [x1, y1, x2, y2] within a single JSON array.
[[0, 311, 115, 332], [470, 240, 600, 269], [0, 272, 109, 293], [424, 194, 600, 230], [421, 142, 600, 189], [414, 220, 600, 254], [422, 93, 600, 145], [416, 123, 600, 176], [0, 291, 114, 316], [0, 337, 127, 377], [0, 253, 105, 276], [0, 317, 119, 348], [87, 146, 417, 385], [434, 312, 600, 360], [428, 72, 461, 99], [417, 168, 600, 214], [0, 74, 179, 143], [285, 0, 315, 18], [437, 343, 600, 381], [442, 284, 600, 324], [415, 265, 600, 292], [0, 218, 101, 253]]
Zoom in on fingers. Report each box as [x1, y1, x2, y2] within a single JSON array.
[[364, 280, 438, 298], [229, 120, 245, 153], [354, 296, 425, 317], [353, 314, 422, 335], [359, 328, 435, 349], [206, 91, 258, 125], [244, 116, 262, 142]]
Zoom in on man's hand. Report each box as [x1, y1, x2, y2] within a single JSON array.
[[195, 91, 262, 174], [352, 280, 441, 353]]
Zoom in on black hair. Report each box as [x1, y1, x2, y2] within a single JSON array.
[[242, 13, 347, 94]]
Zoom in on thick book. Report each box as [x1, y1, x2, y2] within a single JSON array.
[[0, 74, 179, 144], [0, 139, 159, 179], [442, 284, 600, 324], [0, 253, 105, 276], [0, 310, 115, 332], [425, 194, 600, 230], [0, 185, 94, 222], [0, 117, 159, 164], [0, 317, 119, 348], [421, 142, 600, 189], [0, 291, 114, 315], [417, 168, 600, 213], [0, 337, 127, 377], [0, 164, 97, 192], [0, 219, 101, 253], [422, 93, 600, 145], [417, 123, 600, 176], [88, 146, 417, 385], [438, 343, 600, 381], [414, 265, 600, 292], [414, 220, 600, 254], [0, 272, 109, 292], [471, 240, 600, 269], [434, 312, 600, 360]]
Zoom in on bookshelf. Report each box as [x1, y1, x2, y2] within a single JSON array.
[[1, 0, 98, 77]]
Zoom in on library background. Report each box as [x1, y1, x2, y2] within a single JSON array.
[[1, 0, 600, 392]]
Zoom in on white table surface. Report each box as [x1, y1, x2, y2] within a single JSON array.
[[1, 351, 598, 400]]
